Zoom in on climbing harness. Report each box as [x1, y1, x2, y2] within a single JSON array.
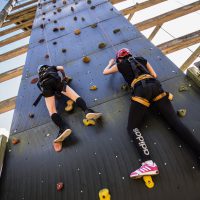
[[131, 92, 174, 107]]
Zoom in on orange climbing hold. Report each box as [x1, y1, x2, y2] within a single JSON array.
[[12, 138, 20, 145], [82, 56, 90, 63], [74, 29, 81, 35], [65, 100, 74, 112], [90, 85, 97, 90]]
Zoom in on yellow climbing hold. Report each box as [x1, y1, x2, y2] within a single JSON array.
[[65, 100, 74, 112], [83, 119, 96, 126], [143, 176, 154, 189], [99, 188, 111, 200], [90, 85, 97, 90], [74, 29, 81, 35], [82, 56, 91, 63]]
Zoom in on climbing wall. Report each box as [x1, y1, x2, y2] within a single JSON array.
[[0, 0, 200, 199]]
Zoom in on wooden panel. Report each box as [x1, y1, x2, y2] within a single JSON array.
[[0, 44, 28, 62], [0, 97, 16, 114], [12, 0, 37, 11], [158, 30, 200, 54], [0, 65, 24, 83], [135, 1, 200, 31]]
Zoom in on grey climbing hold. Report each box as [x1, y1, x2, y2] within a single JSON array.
[[113, 29, 120, 34], [178, 85, 188, 92]]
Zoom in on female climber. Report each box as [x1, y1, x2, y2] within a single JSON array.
[[103, 48, 200, 179], [37, 65, 102, 150]]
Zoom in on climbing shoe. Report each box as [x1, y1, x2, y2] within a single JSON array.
[[130, 160, 159, 179], [85, 109, 102, 120], [54, 128, 72, 143]]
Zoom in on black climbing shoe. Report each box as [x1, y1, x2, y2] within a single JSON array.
[[54, 127, 72, 143], [85, 109, 102, 120]]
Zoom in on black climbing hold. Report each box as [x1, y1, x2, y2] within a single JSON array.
[[90, 6, 95, 10], [62, 49, 67, 53], [48, 19, 50, 22], [87, 0, 92, 4], [53, 41, 57, 45], [40, 24, 45, 29], [53, 11, 57, 15], [81, 17, 85, 21], [71, 7, 74, 12], [74, 16, 77, 21], [29, 113, 34, 119], [38, 39, 45, 43], [53, 20, 57, 23], [42, 12, 46, 15], [45, 54, 49, 59], [110, 8, 113, 11], [113, 29, 121, 34], [42, 18, 45, 20], [53, 27, 59, 32]]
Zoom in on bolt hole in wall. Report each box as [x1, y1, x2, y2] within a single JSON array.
[[0, 0, 200, 135]]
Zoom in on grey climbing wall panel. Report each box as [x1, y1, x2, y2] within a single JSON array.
[[1, 0, 200, 199]]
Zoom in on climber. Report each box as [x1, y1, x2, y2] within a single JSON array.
[[103, 48, 200, 179], [37, 65, 102, 149]]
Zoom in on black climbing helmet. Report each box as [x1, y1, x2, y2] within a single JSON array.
[[37, 64, 49, 74]]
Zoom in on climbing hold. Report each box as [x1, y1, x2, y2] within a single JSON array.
[[90, 85, 97, 90], [53, 27, 59, 32], [42, 17, 45, 20], [121, 84, 129, 91], [38, 39, 45, 43], [48, 19, 50, 22], [74, 16, 77, 21], [53, 5, 56, 8], [42, 12, 46, 15], [62, 48, 67, 53], [87, 0, 92, 4], [30, 77, 38, 84], [143, 176, 154, 189], [53, 20, 57, 23], [56, 182, 64, 191], [65, 100, 74, 112], [83, 119, 96, 126], [75, 2, 78, 5], [98, 43, 107, 49], [113, 28, 121, 34], [52, 0, 56, 3], [29, 113, 34, 118], [71, 6, 74, 12], [63, 0, 67, 5], [40, 24, 45, 29], [179, 85, 188, 92], [45, 54, 49, 59], [90, 23, 97, 28], [60, 26, 65, 31], [177, 109, 187, 117], [57, 8, 62, 12], [53, 41, 57, 45], [110, 8, 114, 11], [81, 17, 85, 21], [99, 188, 111, 200], [82, 56, 91, 63], [53, 11, 57, 15], [12, 138, 20, 145], [74, 29, 81, 35], [90, 6, 96, 10]]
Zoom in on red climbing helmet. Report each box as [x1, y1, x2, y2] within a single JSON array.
[[116, 48, 132, 61]]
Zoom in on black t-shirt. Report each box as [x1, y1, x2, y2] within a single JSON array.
[[39, 65, 59, 82], [117, 57, 148, 85]]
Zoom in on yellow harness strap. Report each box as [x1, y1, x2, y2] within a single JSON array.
[[131, 96, 150, 107], [153, 92, 174, 102], [131, 74, 154, 88], [132, 92, 173, 107]]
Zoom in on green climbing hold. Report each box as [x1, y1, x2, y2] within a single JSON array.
[[179, 85, 189, 92], [98, 43, 107, 49], [90, 23, 97, 28], [177, 109, 187, 117]]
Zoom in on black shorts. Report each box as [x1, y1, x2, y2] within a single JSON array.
[[42, 77, 65, 97]]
